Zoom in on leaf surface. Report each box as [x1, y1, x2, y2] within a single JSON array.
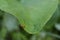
[[0, 0, 58, 34]]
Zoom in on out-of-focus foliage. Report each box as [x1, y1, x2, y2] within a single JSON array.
[[3, 13, 19, 32], [0, 0, 60, 40], [12, 32, 27, 40]]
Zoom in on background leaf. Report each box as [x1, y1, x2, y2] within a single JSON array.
[[3, 13, 19, 32], [12, 32, 28, 40]]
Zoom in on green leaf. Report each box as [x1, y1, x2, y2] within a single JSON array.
[[0, 0, 58, 34], [59, 0, 60, 4], [44, 8, 59, 31]]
